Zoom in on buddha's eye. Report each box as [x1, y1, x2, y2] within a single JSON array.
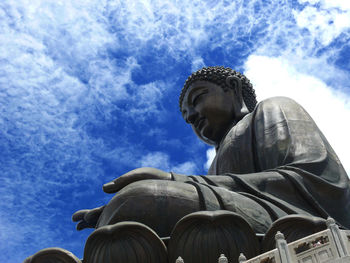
[[192, 91, 208, 106]]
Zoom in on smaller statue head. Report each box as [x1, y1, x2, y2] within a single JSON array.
[[179, 66, 257, 146]]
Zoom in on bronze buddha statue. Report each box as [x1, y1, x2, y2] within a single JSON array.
[[70, 66, 350, 262]]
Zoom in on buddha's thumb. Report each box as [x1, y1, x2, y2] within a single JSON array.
[[103, 182, 117, 193]]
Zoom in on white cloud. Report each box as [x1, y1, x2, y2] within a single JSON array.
[[293, 6, 350, 46], [139, 151, 198, 174], [204, 148, 216, 170], [298, 0, 320, 4], [322, 0, 350, 11], [244, 55, 350, 174], [299, 0, 350, 11], [128, 81, 167, 121], [172, 161, 197, 174], [191, 57, 206, 72], [139, 152, 170, 170]]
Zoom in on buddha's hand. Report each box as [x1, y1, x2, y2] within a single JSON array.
[[72, 205, 105, 230], [103, 167, 172, 193]]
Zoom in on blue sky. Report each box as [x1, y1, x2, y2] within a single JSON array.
[[1, 0, 350, 262]]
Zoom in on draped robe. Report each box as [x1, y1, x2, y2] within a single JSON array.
[[183, 97, 350, 231], [98, 97, 350, 237]]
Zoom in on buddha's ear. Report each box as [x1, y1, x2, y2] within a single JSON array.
[[225, 75, 249, 119], [226, 75, 242, 97]]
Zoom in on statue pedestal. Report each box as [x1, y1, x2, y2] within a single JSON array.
[[24, 213, 350, 263]]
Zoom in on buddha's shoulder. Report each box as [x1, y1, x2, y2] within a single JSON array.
[[255, 96, 304, 112], [228, 97, 306, 136]]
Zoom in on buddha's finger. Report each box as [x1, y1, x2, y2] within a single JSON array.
[[103, 181, 119, 193], [84, 206, 105, 224], [103, 168, 172, 193], [76, 220, 92, 231], [72, 209, 89, 222], [103, 173, 145, 193]]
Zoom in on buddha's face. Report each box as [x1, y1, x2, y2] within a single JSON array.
[[181, 81, 237, 145]]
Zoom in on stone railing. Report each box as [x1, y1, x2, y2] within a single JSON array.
[[176, 254, 230, 263], [175, 218, 350, 263]]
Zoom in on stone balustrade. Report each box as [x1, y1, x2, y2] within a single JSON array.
[[175, 218, 350, 263]]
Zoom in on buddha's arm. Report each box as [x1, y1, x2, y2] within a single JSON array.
[[171, 170, 290, 193], [170, 172, 235, 190], [101, 167, 292, 196]]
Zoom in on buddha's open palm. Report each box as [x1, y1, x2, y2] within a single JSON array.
[[72, 167, 172, 230], [102, 167, 172, 193]]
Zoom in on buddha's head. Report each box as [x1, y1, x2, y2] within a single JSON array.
[[180, 66, 257, 146]]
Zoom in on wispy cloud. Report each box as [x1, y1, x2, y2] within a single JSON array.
[[294, 5, 350, 46], [204, 148, 216, 171], [1, 0, 350, 262], [139, 151, 198, 175]]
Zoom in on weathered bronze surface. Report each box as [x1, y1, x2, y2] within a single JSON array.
[[83, 221, 167, 263], [25, 66, 350, 262], [73, 67, 350, 234], [168, 210, 260, 263], [23, 247, 82, 263]]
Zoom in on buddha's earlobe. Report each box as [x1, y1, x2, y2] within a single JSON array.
[[225, 75, 249, 119]]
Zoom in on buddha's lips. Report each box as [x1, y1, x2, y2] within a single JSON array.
[[194, 117, 206, 130]]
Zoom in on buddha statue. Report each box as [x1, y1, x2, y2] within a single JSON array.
[[70, 66, 350, 262]]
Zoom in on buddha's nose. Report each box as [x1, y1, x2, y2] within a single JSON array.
[[187, 108, 198, 124]]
